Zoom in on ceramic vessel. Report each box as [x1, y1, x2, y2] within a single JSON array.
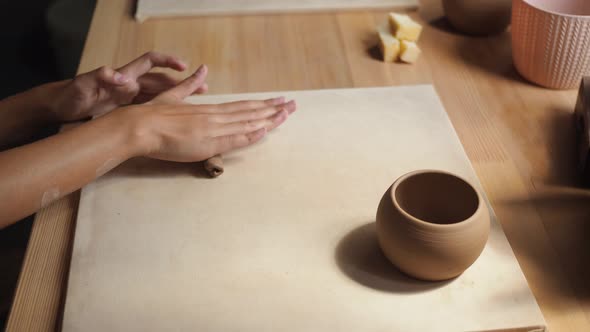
[[442, 0, 512, 36], [512, 0, 590, 89], [376, 170, 490, 281]]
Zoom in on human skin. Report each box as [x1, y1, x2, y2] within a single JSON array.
[[0, 52, 207, 149], [0, 52, 295, 228]]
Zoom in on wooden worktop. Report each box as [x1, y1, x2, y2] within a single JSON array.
[[7, 0, 590, 331]]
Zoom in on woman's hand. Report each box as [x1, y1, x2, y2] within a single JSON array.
[[49, 51, 207, 122], [0, 63, 295, 227], [118, 65, 296, 162], [0, 57, 296, 227]]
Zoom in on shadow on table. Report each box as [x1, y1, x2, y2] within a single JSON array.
[[334, 222, 451, 293], [428, 16, 464, 36], [360, 27, 383, 63], [106, 156, 242, 179], [497, 107, 590, 300], [455, 30, 530, 86], [529, 102, 590, 282], [427, 16, 531, 86], [366, 45, 382, 62], [499, 189, 590, 301], [107, 157, 210, 178], [482, 106, 590, 306], [539, 108, 582, 188]]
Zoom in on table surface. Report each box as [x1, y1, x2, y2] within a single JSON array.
[[6, 0, 590, 331]]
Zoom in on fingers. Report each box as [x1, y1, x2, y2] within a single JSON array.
[[211, 128, 268, 154], [213, 97, 286, 113], [136, 72, 180, 94], [195, 83, 208, 94], [212, 109, 289, 137], [214, 100, 296, 123], [209, 106, 289, 154], [117, 51, 187, 80], [94, 66, 130, 86], [138, 73, 206, 94], [158, 65, 208, 101], [135, 72, 207, 103]]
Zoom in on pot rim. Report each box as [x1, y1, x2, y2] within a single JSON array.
[[389, 169, 483, 229], [519, 0, 590, 19]]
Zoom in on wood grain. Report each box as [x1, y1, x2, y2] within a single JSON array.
[[4, 193, 79, 332], [7, 0, 590, 331]]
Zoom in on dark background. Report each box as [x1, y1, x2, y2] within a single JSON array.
[[0, 1, 95, 329]]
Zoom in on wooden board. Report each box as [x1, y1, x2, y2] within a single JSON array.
[[135, 0, 419, 21], [62, 86, 546, 331]]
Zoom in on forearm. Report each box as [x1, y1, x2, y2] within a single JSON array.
[[0, 81, 67, 148], [0, 110, 142, 228]]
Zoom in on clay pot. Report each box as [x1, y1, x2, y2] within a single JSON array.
[[376, 170, 490, 281], [512, 0, 590, 89], [442, 0, 512, 36]]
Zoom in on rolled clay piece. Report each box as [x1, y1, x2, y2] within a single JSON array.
[[204, 155, 224, 178]]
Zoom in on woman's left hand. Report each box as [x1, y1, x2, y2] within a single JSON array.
[[49, 51, 208, 122]]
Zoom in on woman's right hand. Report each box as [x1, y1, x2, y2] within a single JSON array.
[[116, 65, 296, 162]]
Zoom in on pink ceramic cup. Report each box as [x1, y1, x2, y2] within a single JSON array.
[[512, 0, 590, 89]]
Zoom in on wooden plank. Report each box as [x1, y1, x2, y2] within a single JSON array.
[[4, 193, 78, 332], [135, 0, 419, 21]]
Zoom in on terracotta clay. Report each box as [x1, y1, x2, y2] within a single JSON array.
[[512, 0, 590, 89], [442, 0, 511, 36], [204, 154, 224, 178], [376, 170, 490, 281]]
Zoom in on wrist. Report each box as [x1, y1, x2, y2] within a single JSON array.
[[32, 80, 70, 124], [108, 105, 161, 158]]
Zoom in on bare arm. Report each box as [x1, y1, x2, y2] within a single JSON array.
[[0, 109, 137, 226], [0, 70, 296, 229], [0, 82, 63, 148], [0, 51, 201, 149], [0, 52, 205, 226]]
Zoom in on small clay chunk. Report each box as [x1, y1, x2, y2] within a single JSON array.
[[399, 40, 421, 64], [204, 155, 224, 178], [378, 26, 401, 63], [388, 13, 423, 42], [376, 12, 423, 64]]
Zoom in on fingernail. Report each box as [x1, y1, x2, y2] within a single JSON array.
[[253, 127, 267, 141], [114, 72, 129, 83], [275, 110, 288, 122], [284, 100, 296, 111], [272, 97, 286, 105]]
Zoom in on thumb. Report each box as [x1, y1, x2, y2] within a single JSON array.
[[94, 66, 130, 86], [159, 65, 208, 101]]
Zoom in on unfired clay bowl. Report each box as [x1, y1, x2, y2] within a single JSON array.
[[442, 0, 512, 36], [376, 170, 490, 281], [512, 0, 590, 89]]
